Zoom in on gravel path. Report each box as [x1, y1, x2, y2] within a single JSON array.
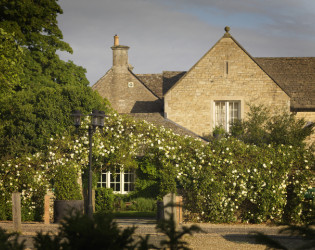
[[0, 220, 311, 250]]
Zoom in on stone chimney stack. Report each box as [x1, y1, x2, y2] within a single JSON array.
[[111, 34, 129, 72]]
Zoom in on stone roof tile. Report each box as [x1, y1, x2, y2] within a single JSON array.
[[162, 71, 186, 95], [255, 57, 315, 110], [128, 112, 202, 139], [136, 74, 163, 99]]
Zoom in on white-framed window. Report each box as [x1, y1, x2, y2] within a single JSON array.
[[97, 169, 135, 194], [214, 101, 240, 132]]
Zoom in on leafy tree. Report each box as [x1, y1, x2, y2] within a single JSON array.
[[0, 0, 90, 87], [0, 28, 24, 96], [230, 104, 314, 147], [0, 0, 109, 158], [0, 85, 109, 158]]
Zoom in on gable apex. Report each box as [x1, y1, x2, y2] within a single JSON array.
[[165, 27, 290, 98]]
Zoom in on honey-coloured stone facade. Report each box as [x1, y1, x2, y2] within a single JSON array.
[[93, 68, 162, 113], [92, 30, 314, 143], [92, 35, 162, 114], [164, 35, 290, 136]]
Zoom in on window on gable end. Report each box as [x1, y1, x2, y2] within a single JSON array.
[[224, 61, 229, 76], [214, 101, 240, 132]]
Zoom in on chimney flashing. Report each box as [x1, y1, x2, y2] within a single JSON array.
[[111, 45, 130, 50]]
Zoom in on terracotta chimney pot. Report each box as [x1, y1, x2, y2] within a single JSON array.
[[114, 34, 119, 46]]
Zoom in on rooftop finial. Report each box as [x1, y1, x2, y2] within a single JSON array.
[[223, 26, 231, 37]]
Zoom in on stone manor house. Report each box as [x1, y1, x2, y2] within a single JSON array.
[[93, 27, 315, 143], [92, 27, 314, 193]]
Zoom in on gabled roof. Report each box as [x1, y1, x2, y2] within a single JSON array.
[[129, 112, 202, 139], [164, 29, 291, 98], [162, 71, 186, 95], [255, 57, 315, 110], [136, 73, 163, 98], [135, 71, 186, 99]]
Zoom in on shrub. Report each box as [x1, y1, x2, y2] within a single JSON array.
[[33, 212, 137, 249], [212, 125, 227, 139], [0, 155, 49, 221], [0, 228, 26, 250], [0, 212, 201, 250], [134, 158, 159, 199], [95, 188, 114, 212], [53, 164, 82, 201], [230, 104, 314, 147], [178, 137, 314, 224], [129, 198, 157, 212]]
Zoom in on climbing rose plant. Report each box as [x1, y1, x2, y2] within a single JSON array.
[[0, 111, 314, 223]]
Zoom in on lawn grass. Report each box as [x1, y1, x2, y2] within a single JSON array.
[[112, 211, 156, 218]]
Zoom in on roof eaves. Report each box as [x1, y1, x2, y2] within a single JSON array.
[[92, 68, 113, 90]]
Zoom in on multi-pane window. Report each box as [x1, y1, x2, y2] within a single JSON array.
[[124, 172, 135, 192], [214, 101, 240, 132], [110, 170, 121, 192], [97, 170, 135, 194]]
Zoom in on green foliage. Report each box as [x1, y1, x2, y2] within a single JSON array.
[[0, 228, 26, 250], [230, 104, 314, 147], [134, 157, 159, 198], [95, 187, 115, 212], [53, 164, 82, 201], [179, 137, 314, 224], [0, 106, 313, 224], [0, 155, 49, 221], [0, 0, 110, 159], [0, 212, 202, 249], [33, 212, 137, 250], [212, 125, 227, 139], [0, 84, 108, 158], [128, 198, 157, 212], [0, 28, 24, 96]]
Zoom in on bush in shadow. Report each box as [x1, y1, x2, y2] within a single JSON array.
[[0, 228, 25, 250], [34, 212, 136, 249], [251, 218, 315, 250]]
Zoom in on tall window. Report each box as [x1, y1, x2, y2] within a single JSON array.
[[97, 170, 135, 194], [214, 101, 240, 132]]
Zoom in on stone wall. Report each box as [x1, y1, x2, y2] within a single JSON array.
[[93, 69, 162, 113], [164, 36, 290, 137], [295, 111, 315, 145]]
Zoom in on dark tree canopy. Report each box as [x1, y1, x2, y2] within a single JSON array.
[[0, 0, 89, 87], [0, 28, 24, 95], [0, 0, 108, 159]]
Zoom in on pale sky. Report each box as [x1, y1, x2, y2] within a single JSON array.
[[57, 0, 315, 85]]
